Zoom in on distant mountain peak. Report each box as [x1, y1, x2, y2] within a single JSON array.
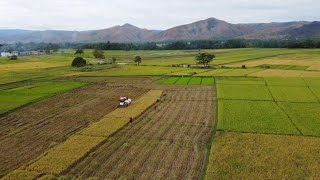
[[121, 23, 137, 28], [0, 18, 318, 43]]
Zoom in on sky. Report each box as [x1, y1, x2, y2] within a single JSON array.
[[0, 0, 319, 31]]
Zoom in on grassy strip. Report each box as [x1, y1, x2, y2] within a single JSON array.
[[0, 81, 88, 116], [200, 78, 218, 180], [3, 90, 163, 177]]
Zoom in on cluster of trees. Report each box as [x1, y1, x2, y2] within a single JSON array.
[[1, 39, 320, 52]]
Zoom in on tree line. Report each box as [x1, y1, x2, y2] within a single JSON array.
[[1, 39, 320, 52]]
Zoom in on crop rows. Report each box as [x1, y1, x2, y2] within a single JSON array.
[[249, 69, 320, 78], [205, 132, 320, 179], [0, 84, 147, 177], [63, 88, 215, 179], [3, 90, 162, 178], [216, 77, 320, 136], [155, 77, 214, 85]]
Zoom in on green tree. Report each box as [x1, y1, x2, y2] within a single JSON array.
[[134, 56, 142, 65], [111, 57, 117, 64], [195, 53, 215, 67], [71, 57, 86, 67], [75, 49, 84, 54], [45, 49, 51, 54], [8, 55, 18, 60], [92, 49, 105, 59]]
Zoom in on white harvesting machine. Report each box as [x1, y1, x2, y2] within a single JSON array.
[[119, 96, 132, 107]]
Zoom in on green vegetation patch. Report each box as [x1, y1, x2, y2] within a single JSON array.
[[217, 84, 273, 101], [310, 87, 320, 101], [217, 77, 265, 85], [267, 64, 308, 70], [0, 81, 87, 115], [217, 100, 300, 135], [169, 68, 209, 76], [268, 86, 318, 102], [84, 65, 185, 77], [188, 77, 202, 85], [265, 78, 307, 86], [195, 69, 233, 77], [201, 78, 215, 85], [216, 69, 262, 76], [304, 78, 320, 87], [279, 102, 320, 136], [205, 132, 320, 179], [174, 77, 191, 85], [163, 77, 180, 84]]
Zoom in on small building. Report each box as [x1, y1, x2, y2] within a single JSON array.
[[38, 50, 46, 55], [11, 51, 19, 56], [19, 51, 32, 56], [31, 51, 39, 55], [1, 52, 12, 57]]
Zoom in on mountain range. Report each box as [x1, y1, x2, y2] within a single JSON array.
[[0, 18, 319, 43]]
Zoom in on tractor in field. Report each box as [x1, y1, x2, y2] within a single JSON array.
[[119, 96, 132, 107]]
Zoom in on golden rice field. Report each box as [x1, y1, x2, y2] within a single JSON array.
[[249, 69, 320, 77], [1, 48, 320, 179], [2, 90, 162, 178]]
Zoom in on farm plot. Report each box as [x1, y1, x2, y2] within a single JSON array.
[[217, 100, 300, 135], [188, 77, 202, 85], [63, 88, 216, 179], [266, 65, 308, 70], [162, 77, 180, 84], [304, 78, 320, 87], [278, 102, 320, 136], [265, 77, 307, 86], [168, 68, 209, 76], [249, 69, 303, 77], [215, 69, 262, 77], [174, 77, 191, 85], [83, 65, 185, 77], [17, 90, 162, 176], [217, 77, 265, 85], [0, 81, 87, 115], [205, 132, 320, 179], [217, 84, 273, 101], [155, 77, 214, 86], [201, 78, 215, 85], [195, 69, 233, 76], [0, 84, 147, 177], [268, 86, 318, 103]]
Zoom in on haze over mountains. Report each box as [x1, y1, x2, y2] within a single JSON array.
[[0, 18, 319, 43]]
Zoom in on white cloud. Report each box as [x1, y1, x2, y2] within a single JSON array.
[[0, 0, 319, 30]]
